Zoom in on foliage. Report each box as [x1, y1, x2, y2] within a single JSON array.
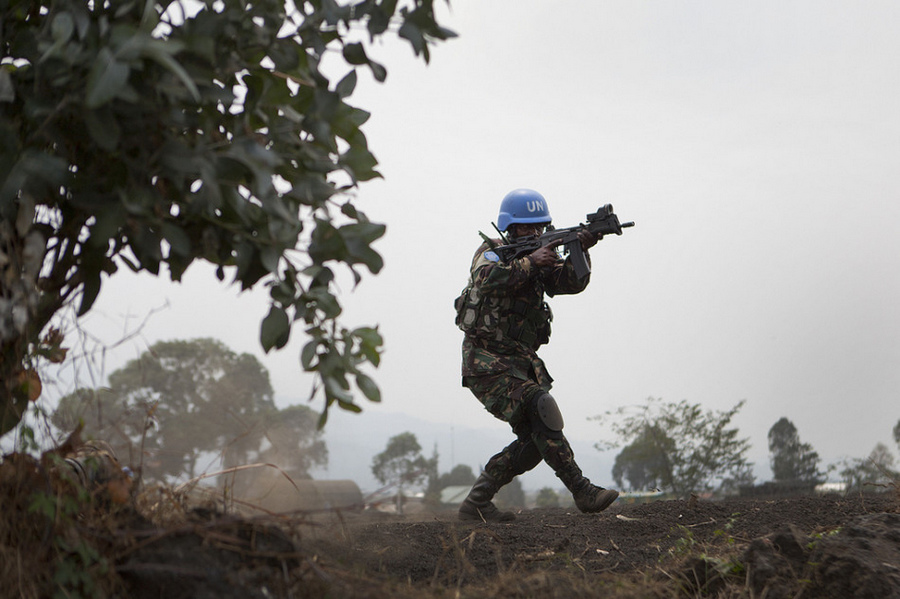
[[423, 461, 524, 508], [495, 476, 525, 508], [0, 451, 120, 598], [371, 431, 432, 513], [0, 0, 455, 437], [51, 338, 326, 482], [534, 486, 559, 508], [767, 417, 824, 484], [424, 461, 478, 507], [837, 442, 899, 491], [371, 431, 431, 488], [596, 397, 755, 498], [425, 462, 474, 502], [257, 404, 328, 479], [432, 463, 476, 490], [611, 423, 673, 491]]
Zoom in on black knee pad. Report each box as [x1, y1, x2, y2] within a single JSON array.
[[527, 392, 565, 440]]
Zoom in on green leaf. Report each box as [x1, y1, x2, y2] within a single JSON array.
[[85, 48, 130, 109], [353, 326, 383, 366], [335, 70, 357, 99], [356, 373, 381, 403], [367, 6, 391, 36], [368, 59, 387, 83], [78, 250, 104, 316], [0, 70, 13, 103], [340, 142, 380, 182], [308, 218, 345, 264], [300, 340, 319, 370], [340, 222, 386, 273], [342, 42, 367, 65], [1, 151, 67, 214], [302, 287, 342, 319], [51, 11, 75, 43], [84, 109, 122, 151], [337, 399, 362, 414], [398, 21, 425, 57], [161, 223, 192, 257], [141, 39, 200, 103], [260, 306, 291, 352], [324, 376, 354, 404]]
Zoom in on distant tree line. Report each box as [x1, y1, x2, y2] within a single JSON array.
[[598, 397, 755, 498], [52, 338, 326, 485], [52, 343, 900, 502], [370, 432, 525, 514], [599, 397, 900, 497]]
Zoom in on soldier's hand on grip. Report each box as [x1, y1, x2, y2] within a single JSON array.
[[578, 229, 600, 250], [528, 245, 559, 268]]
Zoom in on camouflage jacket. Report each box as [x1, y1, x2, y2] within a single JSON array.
[[456, 239, 590, 387]]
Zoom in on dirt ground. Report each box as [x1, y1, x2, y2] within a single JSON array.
[[307, 494, 886, 575], [5, 452, 900, 599], [297, 493, 900, 597]]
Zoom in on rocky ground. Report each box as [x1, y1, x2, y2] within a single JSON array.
[[4, 449, 900, 599], [299, 493, 900, 598]]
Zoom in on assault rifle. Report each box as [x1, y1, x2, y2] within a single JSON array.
[[489, 204, 634, 279]]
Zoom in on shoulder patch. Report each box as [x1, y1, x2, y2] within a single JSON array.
[[483, 251, 500, 262]]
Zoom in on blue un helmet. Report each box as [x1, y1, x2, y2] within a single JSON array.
[[496, 188, 552, 232]]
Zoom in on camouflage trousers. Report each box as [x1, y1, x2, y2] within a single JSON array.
[[463, 373, 585, 490]]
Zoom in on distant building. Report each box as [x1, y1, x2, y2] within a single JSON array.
[[814, 482, 847, 494], [439, 486, 470, 506]]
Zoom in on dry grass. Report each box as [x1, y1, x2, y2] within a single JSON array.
[[0, 451, 125, 598], [0, 459, 754, 599], [5, 440, 896, 599]]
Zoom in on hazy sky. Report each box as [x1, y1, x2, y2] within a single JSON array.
[[46, 1, 900, 485]]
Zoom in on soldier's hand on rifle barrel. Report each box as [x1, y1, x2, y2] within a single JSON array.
[[578, 229, 601, 250], [528, 245, 559, 268]]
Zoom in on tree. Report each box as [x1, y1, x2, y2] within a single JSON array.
[[838, 443, 898, 491], [767, 417, 823, 484], [257, 405, 328, 480], [52, 338, 326, 482], [611, 423, 673, 491], [434, 464, 477, 489], [534, 487, 560, 508], [496, 477, 525, 508], [1, 0, 455, 437], [427, 463, 475, 495], [424, 462, 474, 506], [371, 431, 431, 514], [597, 397, 755, 498]]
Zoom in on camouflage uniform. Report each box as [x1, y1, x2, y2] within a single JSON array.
[[455, 239, 600, 501]]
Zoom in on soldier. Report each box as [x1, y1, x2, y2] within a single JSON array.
[[454, 188, 619, 522]]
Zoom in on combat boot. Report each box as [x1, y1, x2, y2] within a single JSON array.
[[558, 466, 619, 514], [571, 482, 619, 513], [458, 472, 516, 522]]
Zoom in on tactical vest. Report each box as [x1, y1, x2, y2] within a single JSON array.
[[454, 283, 552, 350]]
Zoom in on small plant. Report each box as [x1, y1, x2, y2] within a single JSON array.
[[21, 454, 116, 598], [664, 517, 747, 596], [52, 537, 110, 599], [806, 527, 842, 551], [667, 524, 697, 557], [713, 512, 741, 546]]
